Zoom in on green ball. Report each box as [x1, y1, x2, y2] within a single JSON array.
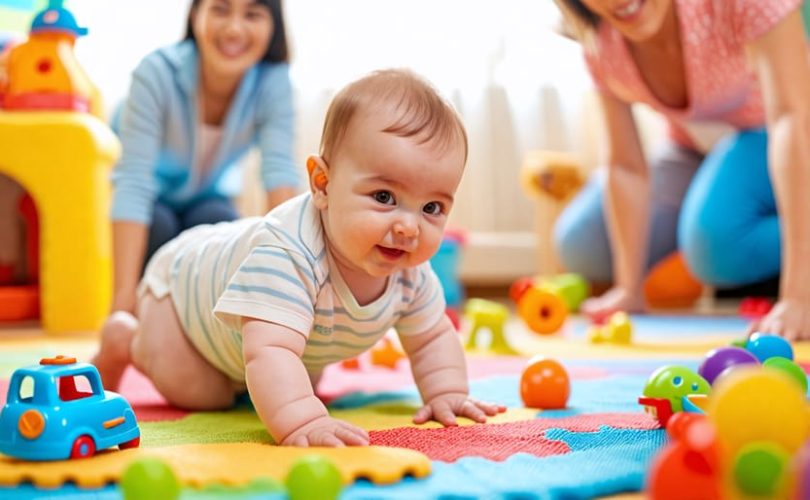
[[730, 338, 748, 349], [733, 442, 789, 497], [764, 357, 808, 393], [285, 455, 343, 500], [121, 457, 180, 500]]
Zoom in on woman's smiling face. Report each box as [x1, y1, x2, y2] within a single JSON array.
[[580, 0, 673, 42], [192, 0, 273, 78]]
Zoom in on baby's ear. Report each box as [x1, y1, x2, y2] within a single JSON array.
[[307, 155, 329, 208]]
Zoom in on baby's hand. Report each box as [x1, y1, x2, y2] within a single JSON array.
[[413, 393, 506, 427], [281, 415, 369, 447]]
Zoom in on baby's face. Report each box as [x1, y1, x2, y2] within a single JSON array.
[[317, 106, 465, 287]]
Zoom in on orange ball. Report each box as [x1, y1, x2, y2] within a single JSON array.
[[644, 252, 703, 308], [520, 357, 570, 409]]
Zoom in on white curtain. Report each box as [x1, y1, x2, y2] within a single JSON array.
[[285, 1, 594, 233]]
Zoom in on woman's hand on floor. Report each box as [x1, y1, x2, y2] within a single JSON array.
[[580, 286, 646, 323], [747, 298, 810, 341]]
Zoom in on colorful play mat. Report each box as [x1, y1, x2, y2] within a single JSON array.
[[1, 313, 806, 499]]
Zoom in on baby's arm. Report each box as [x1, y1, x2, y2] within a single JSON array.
[[241, 318, 369, 446], [399, 315, 505, 426]]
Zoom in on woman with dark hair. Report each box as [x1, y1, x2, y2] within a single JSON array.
[[552, 0, 810, 339], [100, 0, 299, 351]]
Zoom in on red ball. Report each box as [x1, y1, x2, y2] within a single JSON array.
[[520, 357, 570, 409], [665, 412, 708, 442], [739, 297, 773, 318], [509, 277, 533, 303]]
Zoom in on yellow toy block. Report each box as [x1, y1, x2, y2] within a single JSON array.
[[0, 111, 120, 332], [464, 298, 517, 355]]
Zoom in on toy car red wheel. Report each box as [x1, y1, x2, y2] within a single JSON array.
[[119, 436, 140, 450], [70, 435, 96, 459]]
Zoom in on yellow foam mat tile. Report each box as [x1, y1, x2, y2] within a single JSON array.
[[510, 333, 739, 359], [334, 404, 538, 430], [512, 334, 810, 360], [0, 443, 430, 489]]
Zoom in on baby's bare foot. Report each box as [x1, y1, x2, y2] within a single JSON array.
[[91, 311, 138, 390]]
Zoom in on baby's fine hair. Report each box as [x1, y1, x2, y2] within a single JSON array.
[[319, 69, 468, 164]]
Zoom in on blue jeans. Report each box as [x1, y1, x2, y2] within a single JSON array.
[[145, 196, 239, 265], [554, 129, 780, 287]]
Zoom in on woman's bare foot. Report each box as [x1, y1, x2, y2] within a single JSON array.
[[91, 311, 138, 390], [581, 286, 646, 323]]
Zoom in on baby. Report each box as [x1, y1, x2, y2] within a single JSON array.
[[93, 69, 505, 446]]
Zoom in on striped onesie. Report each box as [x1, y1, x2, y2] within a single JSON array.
[[139, 193, 446, 382]]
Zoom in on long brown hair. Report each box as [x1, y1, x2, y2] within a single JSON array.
[[554, 0, 600, 41]]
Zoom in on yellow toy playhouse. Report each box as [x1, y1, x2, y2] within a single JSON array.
[[0, 1, 119, 332]]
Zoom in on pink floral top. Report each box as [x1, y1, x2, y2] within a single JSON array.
[[584, 0, 802, 148]]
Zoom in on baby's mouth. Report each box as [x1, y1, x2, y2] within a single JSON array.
[[377, 246, 405, 260]]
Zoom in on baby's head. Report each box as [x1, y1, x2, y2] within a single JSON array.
[[308, 69, 467, 284]]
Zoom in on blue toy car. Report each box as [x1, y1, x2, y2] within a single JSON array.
[[0, 356, 140, 460]]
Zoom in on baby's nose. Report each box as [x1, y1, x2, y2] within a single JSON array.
[[393, 214, 420, 238]]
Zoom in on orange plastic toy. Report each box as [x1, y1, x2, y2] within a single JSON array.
[[340, 358, 360, 370], [370, 338, 405, 369], [520, 357, 570, 409], [644, 252, 703, 308], [515, 287, 567, 335], [4, 0, 102, 116]]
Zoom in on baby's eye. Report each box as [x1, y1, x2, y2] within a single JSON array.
[[423, 201, 443, 216], [373, 191, 395, 205]]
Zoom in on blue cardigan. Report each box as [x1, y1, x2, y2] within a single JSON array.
[[110, 41, 300, 224]]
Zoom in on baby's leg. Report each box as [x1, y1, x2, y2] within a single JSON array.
[[132, 293, 237, 410], [92, 311, 139, 390]]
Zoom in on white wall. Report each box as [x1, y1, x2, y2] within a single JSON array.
[[71, 0, 192, 111]]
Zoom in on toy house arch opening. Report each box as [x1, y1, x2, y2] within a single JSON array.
[[0, 173, 40, 322]]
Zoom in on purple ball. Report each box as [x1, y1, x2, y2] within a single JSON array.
[[698, 347, 760, 385]]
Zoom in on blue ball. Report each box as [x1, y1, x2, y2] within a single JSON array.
[[746, 333, 794, 362]]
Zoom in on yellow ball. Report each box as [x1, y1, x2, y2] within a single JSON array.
[[707, 367, 809, 456], [606, 311, 632, 344], [586, 326, 605, 344]]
